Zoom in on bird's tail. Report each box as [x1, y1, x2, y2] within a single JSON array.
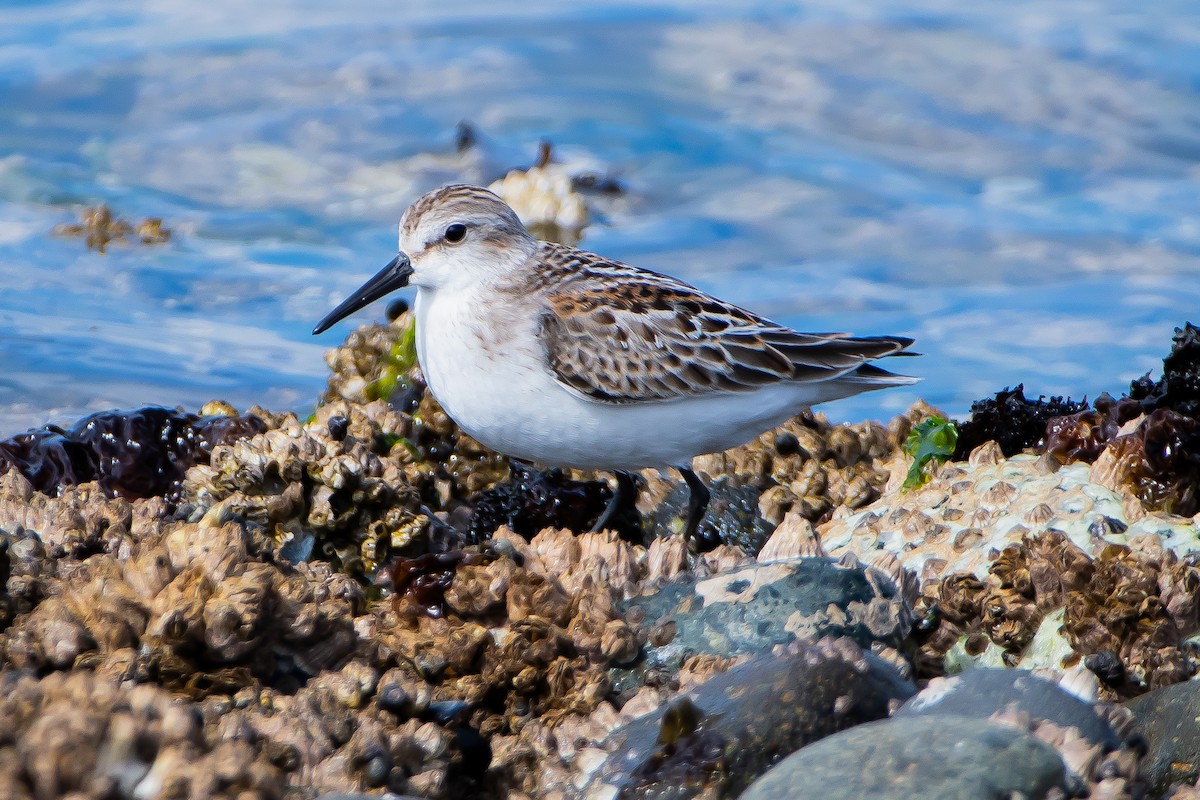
[[843, 361, 921, 388]]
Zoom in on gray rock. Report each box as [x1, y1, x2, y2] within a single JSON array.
[[278, 528, 316, 563], [738, 715, 1067, 800], [581, 637, 915, 800], [895, 668, 1119, 749], [1125, 679, 1200, 796], [622, 556, 911, 675]]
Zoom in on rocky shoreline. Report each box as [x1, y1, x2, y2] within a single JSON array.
[[2, 320, 1200, 799]]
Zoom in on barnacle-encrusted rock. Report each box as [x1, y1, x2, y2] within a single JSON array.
[[204, 662, 459, 797], [0, 670, 282, 800], [21, 311, 1200, 800], [625, 405, 931, 554], [351, 528, 655, 783], [2, 518, 358, 694], [0, 470, 148, 561], [0, 470, 176, 642], [820, 436, 1200, 690], [183, 403, 432, 575], [0, 660, 464, 799], [489, 142, 589, 243], [691, 407, 919, 531], [919, 530, 1200, 693], [820, 446, 1200, 582]]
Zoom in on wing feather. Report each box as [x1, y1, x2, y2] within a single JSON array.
[[531, 243, 913, 405]]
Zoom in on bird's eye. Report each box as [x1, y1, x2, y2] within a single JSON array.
[[444, 223, 467, 243]]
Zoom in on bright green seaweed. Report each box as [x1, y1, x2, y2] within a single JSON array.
[[902, 416, 958, 490]]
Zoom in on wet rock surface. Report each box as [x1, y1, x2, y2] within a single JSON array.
[[896, 668, 1120, 749], [6, 322, 1200, 797], [897, 668, 1145, 796], [622, 556, 913, 675], [579, 638, 915, 800], [739, 715, 1068, 800], [1125, 680, 1200, 797]]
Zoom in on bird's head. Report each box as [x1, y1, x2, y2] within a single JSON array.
[[313, 184, 536, 334]]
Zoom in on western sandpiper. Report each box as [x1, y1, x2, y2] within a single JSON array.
[[314, 184, 916, 543]]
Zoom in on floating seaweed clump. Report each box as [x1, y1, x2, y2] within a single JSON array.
[[0, 406, 266, 501], [52, 203, 171, 252], [952, 385, 1088, 459]]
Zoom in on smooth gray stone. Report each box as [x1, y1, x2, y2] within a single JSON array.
[[738, 714, 1066, 800], [585, 637, 915, 800], [895, 668, 1118, 749], [1125, 679, 1200, 796]]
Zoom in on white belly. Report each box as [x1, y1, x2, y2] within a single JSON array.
[[413, 289, 833, 470]]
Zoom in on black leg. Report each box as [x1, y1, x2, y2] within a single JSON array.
[[679, 467, 710, 546], [591, 470, 637, 532]]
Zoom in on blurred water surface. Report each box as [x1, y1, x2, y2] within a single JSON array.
[[2, 0, 1200, 431]]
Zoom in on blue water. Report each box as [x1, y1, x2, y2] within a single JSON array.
[[3, 0, 1200, 432]]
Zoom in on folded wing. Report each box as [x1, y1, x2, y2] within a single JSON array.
[[539, 277, 913, 405]]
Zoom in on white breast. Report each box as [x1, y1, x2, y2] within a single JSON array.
[[415, 286, 567, 456], [412, 287, 829, 470]]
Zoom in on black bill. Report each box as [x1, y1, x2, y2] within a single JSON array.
[[312, 253, 413, 334]]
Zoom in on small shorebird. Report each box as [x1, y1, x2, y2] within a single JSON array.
[[314, 185, 916, 543]]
